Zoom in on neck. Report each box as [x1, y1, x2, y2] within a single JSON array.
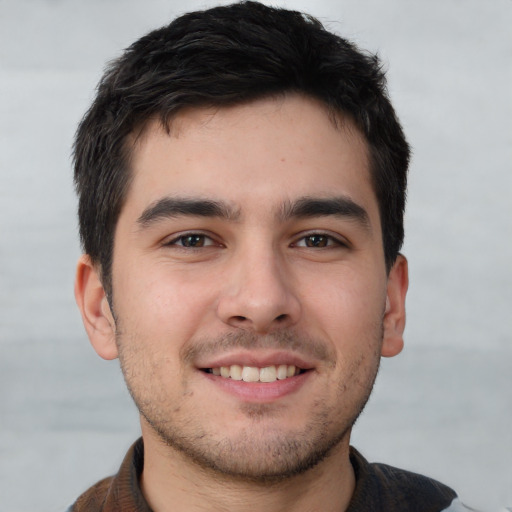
[[140, 426, 356, 512]]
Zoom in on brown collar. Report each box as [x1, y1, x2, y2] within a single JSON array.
[[71, 438, 457, 512]]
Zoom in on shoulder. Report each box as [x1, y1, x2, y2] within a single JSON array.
[[369, 459, 457, 501], [348, 446, 468, 512], [66, 476, 114, 512], [66, 438, 146, 512]]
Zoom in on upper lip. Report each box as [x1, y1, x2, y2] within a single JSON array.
[[196, 350, 316, 370]]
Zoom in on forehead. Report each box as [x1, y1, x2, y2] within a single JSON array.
[[123, 95, 378, 225]]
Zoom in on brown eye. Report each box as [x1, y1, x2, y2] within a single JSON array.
[[180, 234, 206, 247], [294, 233, 346, 249], [168, 234, 216, 248], [304, 235, 330, 247]]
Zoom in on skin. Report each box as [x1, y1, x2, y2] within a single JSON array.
[[75, 94, 408, 512]]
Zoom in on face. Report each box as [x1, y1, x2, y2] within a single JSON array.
[[76, 95, 407, 481]]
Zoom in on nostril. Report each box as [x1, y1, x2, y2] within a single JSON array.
[[275, 314, 287, 322], [232, 315, 247, 322]]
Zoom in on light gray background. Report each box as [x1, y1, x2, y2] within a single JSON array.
[[1, 1, 511, 511]]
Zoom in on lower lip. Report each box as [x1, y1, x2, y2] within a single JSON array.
[[201, 370, 312, 402]]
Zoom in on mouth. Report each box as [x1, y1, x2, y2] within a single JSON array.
[[202, 364, 306, 383], [198, 355, 314, 402]]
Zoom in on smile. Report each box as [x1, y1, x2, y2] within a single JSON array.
[[204, 364, 304, 383]]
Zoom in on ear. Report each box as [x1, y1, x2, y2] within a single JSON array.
[[381, 254, 409, 358], [74, 255, 118, 360]]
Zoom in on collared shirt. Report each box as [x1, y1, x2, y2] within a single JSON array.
[[68, 438, 471, 511]]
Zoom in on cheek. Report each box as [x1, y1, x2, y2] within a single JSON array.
[[302, 268, 385, 333], [114, 264, 220, 341]]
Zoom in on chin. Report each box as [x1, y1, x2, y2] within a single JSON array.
[[144, 409, 352, 483]]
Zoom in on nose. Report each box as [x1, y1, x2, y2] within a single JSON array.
[[216, 248, 301, 333]]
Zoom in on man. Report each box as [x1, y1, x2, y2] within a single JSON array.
[[70, 2, 472, 510]]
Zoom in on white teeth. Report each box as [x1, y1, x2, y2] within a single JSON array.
[[277, 364, 288, 380], [230, 364, 243, 381], [209, 364, 301, 382], [242, 366, 260, 382], [260, 366, 277, 383]]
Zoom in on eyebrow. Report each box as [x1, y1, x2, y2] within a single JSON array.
[[137, 197, 240, 228], [137, 195, 371, 232], [279, 196, 371, 230]]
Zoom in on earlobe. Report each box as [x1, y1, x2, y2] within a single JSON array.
[[74, 255, 118, 360], [381, 254, 409, 358]]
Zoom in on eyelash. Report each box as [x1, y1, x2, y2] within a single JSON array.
[[163, 231, 347, 249], [292, 232, 347, 249], [164, 232, 219, 249]]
